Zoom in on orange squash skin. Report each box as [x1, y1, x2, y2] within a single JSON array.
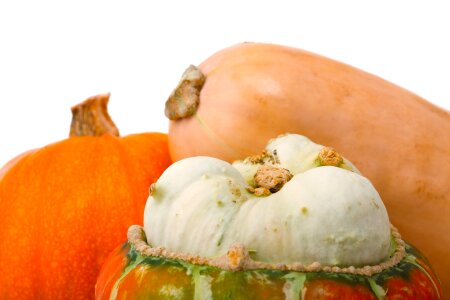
[[167, 43, 450, 295], [0, 133, 171, 299]]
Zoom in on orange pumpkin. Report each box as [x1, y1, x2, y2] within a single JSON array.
[[165, 43, 450, 296], [0, 94, 172, 299]]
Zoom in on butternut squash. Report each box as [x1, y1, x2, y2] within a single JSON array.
[[165, 42, 450, 296]]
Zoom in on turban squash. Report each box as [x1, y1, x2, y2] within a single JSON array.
[[0, 94, 171, 299], [96, 134, 443, 299], [164, 42, 450, 295]]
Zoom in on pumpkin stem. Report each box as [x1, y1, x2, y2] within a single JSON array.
[[165, 65, 206, 120], [70, 94, 120, 137], [251, 165, 293, 196]]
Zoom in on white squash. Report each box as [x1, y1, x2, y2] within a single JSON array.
[[144, 134, 391, 267]]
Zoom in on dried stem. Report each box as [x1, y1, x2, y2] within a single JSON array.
[[70, 94, 119, 137], [165, 65, 206, 120]]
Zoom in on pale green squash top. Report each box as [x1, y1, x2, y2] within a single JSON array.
[[143, 134, 391, 267]]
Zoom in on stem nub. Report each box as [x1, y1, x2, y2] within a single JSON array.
[[165, 65, 206, 120], [318, 147, 343, 167], [252, 165, 293, 196], [70, 94, 119, 137]]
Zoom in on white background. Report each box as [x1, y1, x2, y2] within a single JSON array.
[[0, 1, 449, 167]]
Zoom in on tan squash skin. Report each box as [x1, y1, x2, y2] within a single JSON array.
[[167, 42, 450, 296]]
